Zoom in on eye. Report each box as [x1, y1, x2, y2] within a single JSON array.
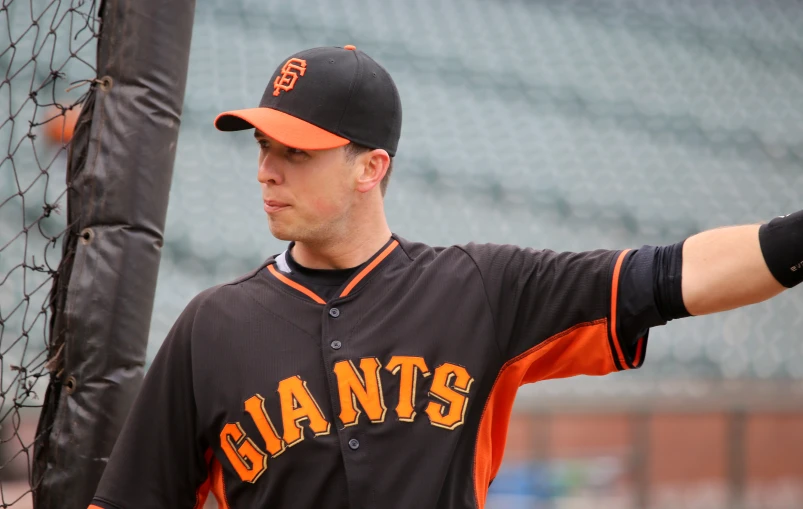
[[286, 147, 308, 158], [256, 139, 269, 149]]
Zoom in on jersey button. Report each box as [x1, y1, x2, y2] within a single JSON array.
[[330, 340, 342, 350], [348, 438, 360, 450], [329, 307, 341, 318]]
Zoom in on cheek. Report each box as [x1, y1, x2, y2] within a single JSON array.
[[305, 170, 350, 217], [310, 194, 343, 217], [288, 156, 353, 219]]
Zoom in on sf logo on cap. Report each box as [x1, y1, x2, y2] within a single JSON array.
[[273, 58, 307, 96]]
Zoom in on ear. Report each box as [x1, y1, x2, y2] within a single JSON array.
[[354, 149, 390, 194]]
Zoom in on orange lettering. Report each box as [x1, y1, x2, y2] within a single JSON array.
[[385, 356, 430, 421], [277, 375, 330, 447], [425, 363, 474, 430], [333, 358, 387, 426], [219, 422, 267, 483], [244, 394, 286, 457]]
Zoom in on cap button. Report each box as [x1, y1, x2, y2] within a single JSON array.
[[344, 45, 356, 51]]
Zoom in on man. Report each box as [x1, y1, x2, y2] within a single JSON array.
[[89, 45, 802, 509]]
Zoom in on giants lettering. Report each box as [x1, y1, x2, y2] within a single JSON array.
[[219, 422, 267, 483], [277, 375, 331, 446], [333, 358, 387, 426], [425, 363, 474, 430], [219, 356, 473, 482], [244, 394, 285, 456], [385, 356, 430, 421]]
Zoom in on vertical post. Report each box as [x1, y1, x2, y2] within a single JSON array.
[[32, 0, 196, 507], [630, 411, 651, 509], [727, 411, 747, 509], [530, 413, 553, 508]]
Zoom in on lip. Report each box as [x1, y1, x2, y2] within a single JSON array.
[[263, 200, 290, 213]]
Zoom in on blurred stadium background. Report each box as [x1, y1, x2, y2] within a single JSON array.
[[2, 0, 803, 508]]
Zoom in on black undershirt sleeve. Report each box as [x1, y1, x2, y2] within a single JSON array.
[[617, 241, 691, 346], [653, 241, 691, 322], [759, 210, 803, 288]]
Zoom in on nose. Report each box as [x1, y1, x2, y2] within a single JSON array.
[[257, 150, 283, 185]]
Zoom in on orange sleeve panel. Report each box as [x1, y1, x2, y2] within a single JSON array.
[[210, 458, 231, 509], [472, 249, 639, 508], [473, 319, 615, 508], [193, 449, 215, 509], [194, 454, 231, 509]]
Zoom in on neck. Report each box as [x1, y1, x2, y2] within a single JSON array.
[[291, 213, 392, 270]]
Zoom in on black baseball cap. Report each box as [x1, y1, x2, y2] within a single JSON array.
[[215, 45, 402, 157]]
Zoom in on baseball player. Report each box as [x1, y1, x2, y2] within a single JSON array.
[[89, 46, 802, 509]]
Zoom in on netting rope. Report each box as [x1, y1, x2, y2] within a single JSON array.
[[0, 0, 99, 506]]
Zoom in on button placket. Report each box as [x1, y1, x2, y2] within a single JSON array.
[[321, 299, 365, 508]]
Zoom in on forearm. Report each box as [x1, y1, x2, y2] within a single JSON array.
[[681, 224, 784, 316]]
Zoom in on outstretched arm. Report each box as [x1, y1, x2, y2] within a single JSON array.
[[681, 211, 802, 316]]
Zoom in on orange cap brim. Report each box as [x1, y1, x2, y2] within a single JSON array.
[[214, 107, 350, 151]]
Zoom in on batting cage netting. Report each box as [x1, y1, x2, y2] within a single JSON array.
[[2, 0, 195, 507], [1, 0, 100, 506]]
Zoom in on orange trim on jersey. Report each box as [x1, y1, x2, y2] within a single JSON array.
[[340, 240, 399, 297], [473, 320, 617, 509], [88, 506, 105, 509], [268, 264, 326, 304], [210, 458, 231, 509], [193, 449, 215, 509], [634, 336, 645, 366], [609, 249, 631, 370]]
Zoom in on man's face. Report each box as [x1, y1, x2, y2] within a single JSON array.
[[255, 130, 356, 243]]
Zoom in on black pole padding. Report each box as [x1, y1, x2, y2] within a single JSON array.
[[32, 0, 196, 507]]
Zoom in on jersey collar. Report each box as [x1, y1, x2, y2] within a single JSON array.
[[266, 236, 400, 304]]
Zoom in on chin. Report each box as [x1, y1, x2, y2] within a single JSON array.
[[268, 218, 332, 245], [267, 219, 295, 241]]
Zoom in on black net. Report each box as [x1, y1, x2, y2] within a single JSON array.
[[0, 0, 99, 506]]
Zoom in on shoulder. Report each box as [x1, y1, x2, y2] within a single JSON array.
[[458, 242, 619, 265], [181, 263, 267, 322], [454, 241, 548, 269], [394, 235, 487, 271], [457, 241, 526, 257], [394, 235, 551, 270], [454, 243, 624, 286], [395, 235, 512, 261]]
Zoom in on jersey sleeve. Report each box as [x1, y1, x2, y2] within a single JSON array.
[[459, 243, 652, 379], [89, 291, 213, 509]]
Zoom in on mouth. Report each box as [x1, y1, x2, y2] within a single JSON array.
[[263, 200, 290, 214]]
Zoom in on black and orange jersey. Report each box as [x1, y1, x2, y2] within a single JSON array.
[[90, 234, 655, 509]]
